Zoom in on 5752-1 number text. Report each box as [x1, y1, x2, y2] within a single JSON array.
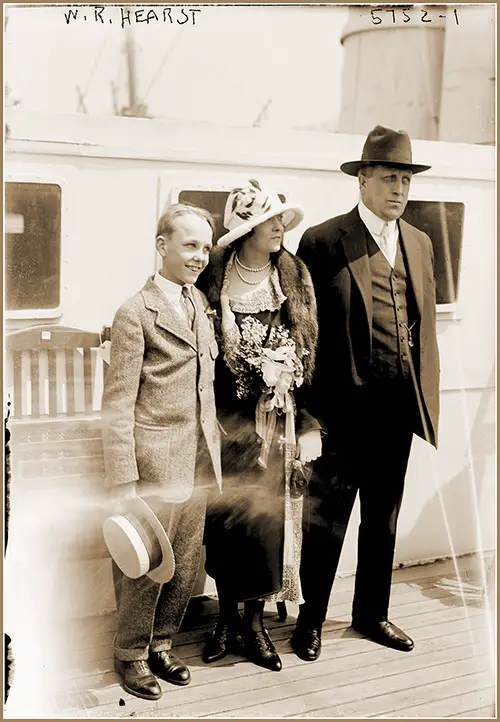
[[370, 7, 459, 25]]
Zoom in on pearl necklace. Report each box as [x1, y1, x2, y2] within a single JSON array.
[[234, 261, 272, 285], [235, 254, 271, 273]]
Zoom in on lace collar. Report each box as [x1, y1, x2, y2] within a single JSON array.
[[222, 251, 287, 314]]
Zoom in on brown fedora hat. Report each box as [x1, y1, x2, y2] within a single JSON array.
[[340, 125, 431, 177], [102, 496, 175, 583]]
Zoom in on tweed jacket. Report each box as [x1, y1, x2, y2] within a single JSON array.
[[297, 206, 440, 448], [102, 277, 222, 501]]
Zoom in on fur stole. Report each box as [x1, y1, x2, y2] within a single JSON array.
[[197, 245, 318, 384]]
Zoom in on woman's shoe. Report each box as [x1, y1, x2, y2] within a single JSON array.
[[276, 601, 288, 622], [241, 626, 282, 672], [203, 619, 243, 664]]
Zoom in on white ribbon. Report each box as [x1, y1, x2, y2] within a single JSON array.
[[255, 389, 296, 469]]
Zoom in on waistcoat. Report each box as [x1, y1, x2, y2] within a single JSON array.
[[366, 231, 416, 381]]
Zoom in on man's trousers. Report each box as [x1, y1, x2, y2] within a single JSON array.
[[299, 377, 416, 627]]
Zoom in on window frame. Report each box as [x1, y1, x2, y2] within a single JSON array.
[[5, 171, 69, 320], [403, 186, 469, 320], [402, 197, 465, 316]]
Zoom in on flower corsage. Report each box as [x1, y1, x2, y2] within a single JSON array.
[[226, 317, 308, 468]]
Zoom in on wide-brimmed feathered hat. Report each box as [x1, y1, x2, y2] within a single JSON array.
[[340, 125, 431, 177], [103, 496, 175, 583], [217, 179, 304, 248]]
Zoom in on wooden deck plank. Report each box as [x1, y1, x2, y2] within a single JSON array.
[[378, 554, 491, 583], [67, 601, 489, 676], [47, 555, 494, 718], [453, 704, 496, 717], [382, 687, 496, 717], [65, 576, 483, 655], [61, 602, 489, 689], [293, 554, 487, 601], [65, 625, 489, 715], [64, 607, 487, 683], [58, 667, 494, 720], [58, 552, 489, 641], [74, 633, 492, 718], [231, 662, 492, 719], [296, 673, 494, 718]]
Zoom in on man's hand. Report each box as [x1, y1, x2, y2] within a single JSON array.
[[108, 481, 137, 514], [297, 429, 322, 464]]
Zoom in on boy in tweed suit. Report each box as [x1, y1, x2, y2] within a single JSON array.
[[102, 204, 222, 700]]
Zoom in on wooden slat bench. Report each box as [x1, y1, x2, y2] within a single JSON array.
[[6, 325, 105, 421], [5, 325, 108, 560]]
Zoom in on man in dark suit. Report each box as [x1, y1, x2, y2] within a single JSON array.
[[291, 126, 440, 660]]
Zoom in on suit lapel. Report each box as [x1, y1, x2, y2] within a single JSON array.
[[339, 208, 373, 332], [398, 219, 424, 318], [141, 278, 197, 351]]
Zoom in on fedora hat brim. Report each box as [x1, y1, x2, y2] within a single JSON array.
[[340, 159, 431, 177], [217, 202, 304, 248]]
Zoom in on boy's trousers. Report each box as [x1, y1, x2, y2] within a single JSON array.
[[112, 489, 207, 661]]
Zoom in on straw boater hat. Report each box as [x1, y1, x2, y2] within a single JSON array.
[[340, 125, 431, 177], [217, 178, 304, 248], [103, 496, 175, 583]]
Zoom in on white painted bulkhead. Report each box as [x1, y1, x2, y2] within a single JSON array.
[[5, 110, 496, 580]]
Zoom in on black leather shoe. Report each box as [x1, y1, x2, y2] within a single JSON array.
[[148, 650, 191, 686], [241, 627, 282, 671], [276, 601, 288, 622], [352, 618, 414, 651], [203, 621, 243, 664], [290, 624, 322, 661], [114, 659, 162, 700]]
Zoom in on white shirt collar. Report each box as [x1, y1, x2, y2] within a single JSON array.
[[358, 200, 398, 237], [154, 272, 192, 305], [358, 201, 399, 267]]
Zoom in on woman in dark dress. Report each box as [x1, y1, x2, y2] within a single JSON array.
[[197, 180, 322, 672]]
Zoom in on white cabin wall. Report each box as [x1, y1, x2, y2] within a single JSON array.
[[5, 116, 495, 575], [68, 161, 159, 330]]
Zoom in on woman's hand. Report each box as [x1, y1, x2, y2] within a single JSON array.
[[297, 429, 322, 464], [220, 293, 236, 331]]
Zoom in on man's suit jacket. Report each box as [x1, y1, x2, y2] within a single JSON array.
[[102, 277, 222, 502], [297, 206, 440, 449]]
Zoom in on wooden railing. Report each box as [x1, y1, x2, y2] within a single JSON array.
[[5, 325, 108, 561]]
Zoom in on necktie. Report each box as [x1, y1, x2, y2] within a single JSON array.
[[379, 222, 391, 257], [181, 285, 196, 329]]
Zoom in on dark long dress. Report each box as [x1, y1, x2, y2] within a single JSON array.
[[204, 259, 303, 603]]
